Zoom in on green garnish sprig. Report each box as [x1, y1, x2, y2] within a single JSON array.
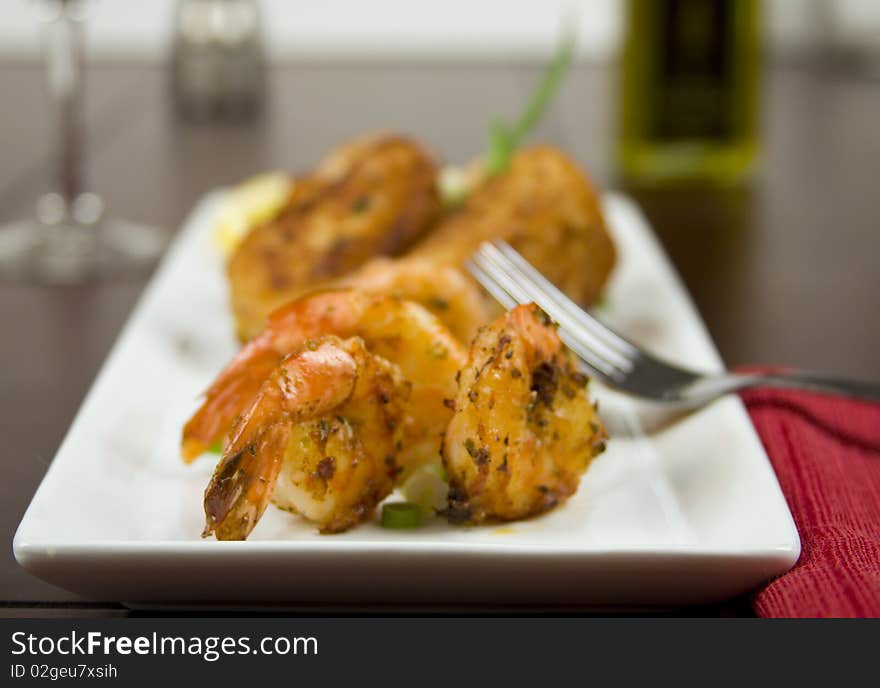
[[484, 29, 576, 177]]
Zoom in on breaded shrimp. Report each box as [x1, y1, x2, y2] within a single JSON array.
[[203, 336, 410, 539], [182, 289, 466, 475], [442, 304, 607, 524]]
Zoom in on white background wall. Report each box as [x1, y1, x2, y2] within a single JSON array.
[[0, 0, 878, 62]]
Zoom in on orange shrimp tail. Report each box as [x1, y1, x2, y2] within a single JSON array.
[[202, 340, 359, 540], [203, 422, 291, 540], [181, 345, 279, 462], [181, 290, 369, 463]]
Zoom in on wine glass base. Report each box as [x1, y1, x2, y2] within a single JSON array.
[[0, 217, 168, 284]]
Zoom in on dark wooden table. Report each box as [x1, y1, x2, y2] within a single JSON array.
[[2, 60, 878, 617]]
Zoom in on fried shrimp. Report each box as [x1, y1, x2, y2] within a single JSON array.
[[442, 304, 607, 525], [182, 289, 466, 474], [202, 336, 410, 539], [331, 256, 496, 343], [228, 135, 441, 341]]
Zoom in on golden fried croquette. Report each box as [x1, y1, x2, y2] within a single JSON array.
[[410, 146, 616, 309], [228, 135, 441, 341]]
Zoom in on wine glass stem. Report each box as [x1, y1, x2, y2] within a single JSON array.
[[45, 2, 86, 206]]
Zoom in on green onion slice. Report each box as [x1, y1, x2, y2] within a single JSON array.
[[381, 502, 422, 529]]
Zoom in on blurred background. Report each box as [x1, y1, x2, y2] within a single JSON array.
[[2, 0, 880, 65]]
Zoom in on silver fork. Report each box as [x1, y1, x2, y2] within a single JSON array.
[[467, 240, 880, 407]]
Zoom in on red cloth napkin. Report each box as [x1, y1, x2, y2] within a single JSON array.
[[740, 386, 880, 617]]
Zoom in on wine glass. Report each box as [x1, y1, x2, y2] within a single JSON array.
[[0, 0, 167, 283]]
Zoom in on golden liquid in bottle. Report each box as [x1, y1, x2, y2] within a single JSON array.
[[618, 0, 760, 186]]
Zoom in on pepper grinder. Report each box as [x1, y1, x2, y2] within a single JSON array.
[[171, 0, 265, 121]]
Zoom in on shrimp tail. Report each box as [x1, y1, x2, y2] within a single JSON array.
[[182, 342, 279, 462], [202, 341, 359, 540], [181, 291, 367, 462], [203, 422, 291, 540]]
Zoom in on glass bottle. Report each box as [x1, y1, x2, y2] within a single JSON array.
[[618, 0, 761, 187]]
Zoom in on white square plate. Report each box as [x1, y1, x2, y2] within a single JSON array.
[[14, 192, 799, 609]]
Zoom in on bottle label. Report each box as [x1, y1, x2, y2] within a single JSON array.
[[649, 0, 734, 141]]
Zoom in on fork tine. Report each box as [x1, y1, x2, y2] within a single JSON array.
[[468, 246, 631, 381], [491, 240, 638, 357], [469, 254, 621, 381], [473, 243, 635, 372], [474, 257, 628, 380], [464, 260, 518, 311]]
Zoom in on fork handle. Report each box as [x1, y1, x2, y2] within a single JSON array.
[[714, 371, 880, 402]]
